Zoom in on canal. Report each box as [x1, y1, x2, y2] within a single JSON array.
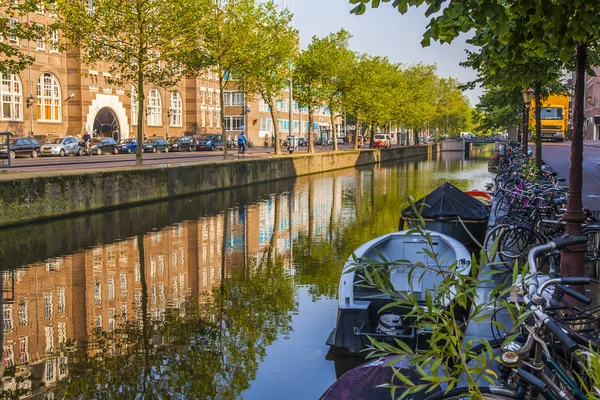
[[0, 145, 495, 399]]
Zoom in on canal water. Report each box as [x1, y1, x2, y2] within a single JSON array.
[[0, 145, 495, 400]]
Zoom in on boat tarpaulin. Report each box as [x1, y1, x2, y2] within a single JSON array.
[[401, 182, 489, 222]]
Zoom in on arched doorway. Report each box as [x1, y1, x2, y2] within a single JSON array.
[[93, 107, 120, 140]]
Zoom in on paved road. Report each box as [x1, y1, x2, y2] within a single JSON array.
[[538, 140, 600, 210], [1, 144, 359, 173]]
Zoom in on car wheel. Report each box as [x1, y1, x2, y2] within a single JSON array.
[[59, 149, 65, 157], [164, 147, 169, 153], [9, 151, 16, 159], [31, 149, 38, 158], [211, 144, 215, 151], [127, 148, 132, 154], [96, 148, 102, 156], [153, 147, 157, 153], [77, 148, 83, 156], [113, 147, 118, 155]]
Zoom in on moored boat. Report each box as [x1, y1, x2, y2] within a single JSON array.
[[326, 230, 471, 357]]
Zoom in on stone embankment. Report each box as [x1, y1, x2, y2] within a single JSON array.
[[0, 145, 440, 227]]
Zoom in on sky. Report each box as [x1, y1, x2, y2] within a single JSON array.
[[278, 0, 482, 106]]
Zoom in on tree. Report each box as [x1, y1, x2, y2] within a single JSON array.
[[240, 2, 297, 156], [350, 0, 600, 276], [315, 29, 357, 152], [55, 0, 199, 166], [185, 0, 261, 160], [0, 1, 44, 75], [432, 78, 472, 137]]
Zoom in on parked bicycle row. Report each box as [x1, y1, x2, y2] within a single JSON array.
[[483, 141, 600, 279]]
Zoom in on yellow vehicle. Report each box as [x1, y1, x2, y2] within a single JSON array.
[[529, 94, 569, 142]]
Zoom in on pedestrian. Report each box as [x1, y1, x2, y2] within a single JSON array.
[[233, 134, 238, 149], [237, 131, 247, 156], [264, 136, 269, 149], [271, 134, 275, 148]]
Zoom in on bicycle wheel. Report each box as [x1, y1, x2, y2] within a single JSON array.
[[425, 386, 516, 400], [496, 224, 544, 268], [583, 227, 600, 280]]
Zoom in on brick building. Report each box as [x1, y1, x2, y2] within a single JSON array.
[[0, 7, 338, 146], [584, 67, 600, 140]]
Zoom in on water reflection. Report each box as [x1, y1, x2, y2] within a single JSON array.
[[0, 145, 495, 399]]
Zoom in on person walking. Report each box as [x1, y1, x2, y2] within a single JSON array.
[[237, 131, 247, 157]]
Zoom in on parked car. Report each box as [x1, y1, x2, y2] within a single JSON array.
[[0, 137, 41, 158], [142, 137, 169, 153], [373, 134, 392, 148], [116, 138, 138, 154], [327, 137, 334, 145], [40, 136, 80, 156], [298, 137, 308, 146], [90, 137, 119, 155], [196, 134, 223, 151], [168, 136, 193, 152], [337, 136, 344, 144], [315, 138, 322, 145]]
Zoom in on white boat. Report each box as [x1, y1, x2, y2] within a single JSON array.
[[326, 230, 471, 356]]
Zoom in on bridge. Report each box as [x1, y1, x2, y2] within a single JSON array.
[[464, 138, 498, 144]]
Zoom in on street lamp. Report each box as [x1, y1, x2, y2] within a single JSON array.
[[26, 95, 35, 137], [521, 87, 535, 155], [166, 108, 173, 139]]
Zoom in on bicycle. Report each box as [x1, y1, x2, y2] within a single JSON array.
[[238, 142, 246, 158], [427, 236, 595, 400]]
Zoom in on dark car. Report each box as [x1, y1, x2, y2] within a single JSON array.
[[297, 138, 308, 147], [0, 137, 41, 158], [116, 138, 138, 154], [90, 137, 119, 155], [196, 134, 223, 151], [142, 137, 169, 153], [168, 136, 193, 152]]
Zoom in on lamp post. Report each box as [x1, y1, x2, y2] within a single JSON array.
[[166, 108, 173, 139], [26, 96, 35, 137], [521, 87, 535, 156]]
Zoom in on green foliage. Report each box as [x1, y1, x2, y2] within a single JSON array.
[[238, 2, 297, 156], [55, 0, 199, 165], [346, 207, 519, 398]]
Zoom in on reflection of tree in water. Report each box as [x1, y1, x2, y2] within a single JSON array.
[[52, 233, 296, 399]]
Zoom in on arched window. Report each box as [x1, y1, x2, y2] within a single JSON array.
[[36, 72, 61, 122], [131, 85, 138, 126], [169, 91, 182, 127], [0, 74, 22, 121], [147, 88, 161, 126]]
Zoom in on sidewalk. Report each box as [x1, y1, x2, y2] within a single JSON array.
[[540, 141, 600, 210]]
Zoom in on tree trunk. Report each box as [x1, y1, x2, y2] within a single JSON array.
[[535, 81, 542, 171], [353, 117, 360, 150], [331, 112, 338, 152], [136, 68, 145, 166], [561, 43, 587, 277], [308, 105, 314, 153], [369, 122, 375, 148], [219, 74, 228, 159], [268, 99, 281, 155]]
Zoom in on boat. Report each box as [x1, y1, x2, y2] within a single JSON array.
[[465, 190, 493, 207], [326, 230, 471, 357], [399, 182, 490, 255]]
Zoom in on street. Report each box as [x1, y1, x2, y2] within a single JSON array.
[[533, 140, 600, 210], [2, 143, 360, 173]]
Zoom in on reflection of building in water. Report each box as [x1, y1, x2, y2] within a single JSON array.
[[0, 171, 360, 398]]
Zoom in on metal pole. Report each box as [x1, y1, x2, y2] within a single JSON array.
[[289, 78, 293, 140], [27, 13, 34, 137]]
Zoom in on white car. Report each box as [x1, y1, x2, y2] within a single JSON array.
[[40, 136, 80, 157]]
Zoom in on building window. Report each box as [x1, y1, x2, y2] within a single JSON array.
[[1, 73, 22, 121], [57, 288, 65, 313], [45, 358, 55, 381], [215, 111, 220, 128], [18, 302, 27, 326], [225, 116, 244, 131], [36, 72, 61, 122], [3, 305, 13, 333], [278, 119, 289, 132], [259, 98, 270, 112], [36, 25, 45, 50], [208, 110, 213, 128], [4, 345, 14, 368], [147, 88, 161, 126], [200, 91, 205, 105], [88, 0, 94, 15], [108, 277, 115, 300], [259, 117, 272, 132], [224, 91, 244, 106], [45, 326, 54, 352], [8, 18, 18, 44], [44, 292, 53, 320], [94, 282, 102, 304], [36, 1, 45, 14], [201, 109, 206, 128], [18, 337, 28, 364], [169, 91, 182, 127], [131, 85, 138, 126]]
